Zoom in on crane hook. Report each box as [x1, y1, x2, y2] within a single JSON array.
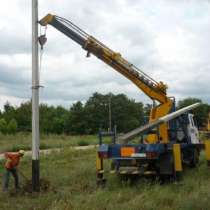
[[38, 34, 47, 50]]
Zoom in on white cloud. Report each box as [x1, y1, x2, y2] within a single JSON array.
[[0, 95, 28, 110], [0, 0, 210, 110]]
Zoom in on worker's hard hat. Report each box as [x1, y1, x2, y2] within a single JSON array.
[[19, 150, 25, 155]]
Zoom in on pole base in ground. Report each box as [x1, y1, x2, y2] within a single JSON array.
[[32, 159, 40, 192]]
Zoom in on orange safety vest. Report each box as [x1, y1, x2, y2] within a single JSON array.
[[4, 152, 21, 169]]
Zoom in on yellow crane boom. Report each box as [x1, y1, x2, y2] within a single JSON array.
[[39, 14, 173, 143]]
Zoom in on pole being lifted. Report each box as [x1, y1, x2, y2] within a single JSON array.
[[32, 0, 40, 192]]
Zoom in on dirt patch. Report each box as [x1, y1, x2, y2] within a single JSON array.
[[22, 178, 51, 193], [8, 178, 52, 197]]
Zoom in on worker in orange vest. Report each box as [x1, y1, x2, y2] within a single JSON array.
[[3, 150, 25, 191]]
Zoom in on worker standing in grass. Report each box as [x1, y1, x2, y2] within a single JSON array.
[[2, 150, 25, 191]]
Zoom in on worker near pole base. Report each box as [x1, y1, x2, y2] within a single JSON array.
[[2, 150, 25, 191]]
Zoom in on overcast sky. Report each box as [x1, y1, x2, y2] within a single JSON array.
[[0, 0, 209, 110]]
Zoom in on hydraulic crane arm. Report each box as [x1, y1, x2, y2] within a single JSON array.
[[39, 14, 173, 143], [40, 14, 168, 103]]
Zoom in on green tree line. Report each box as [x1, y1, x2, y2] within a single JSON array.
[[0, 93, 209, 135]]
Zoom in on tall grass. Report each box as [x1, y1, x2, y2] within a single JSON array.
[[0, 147, 210, 210], [0, 133, 98, 153]]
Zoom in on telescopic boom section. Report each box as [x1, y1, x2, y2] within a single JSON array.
[[39, 14, 173, 143], [40, 14, 168, 102]]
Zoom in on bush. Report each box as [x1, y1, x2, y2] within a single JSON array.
[[40, 143, 50, 150], [0, 118, 7, 134], [7, 118, 18, 134], [11, 144, 31, 152], [77, 140, 89, 146]]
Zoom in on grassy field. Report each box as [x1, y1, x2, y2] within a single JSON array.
[[0, 132, 206, 154], [0, 133, 99, 153], [0, 145, 210, 210]]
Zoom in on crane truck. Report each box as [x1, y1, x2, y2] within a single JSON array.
[[39, 14, 210, 183]]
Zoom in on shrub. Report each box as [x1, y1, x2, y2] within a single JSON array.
[[0, 118, 7, 134], [7, 118, 18, 134], [11, 144, 31, 152], [77, 140, 89, 146], [40, 143, 50, 150]]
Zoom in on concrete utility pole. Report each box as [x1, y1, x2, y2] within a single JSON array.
[[32, 0, 40, 192]]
